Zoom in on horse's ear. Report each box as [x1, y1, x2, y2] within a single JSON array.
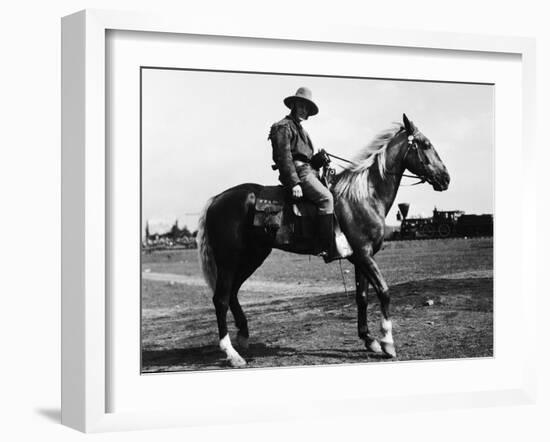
[[403, 113, 413, 134]]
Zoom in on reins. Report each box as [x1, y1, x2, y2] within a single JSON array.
[[325, 152, 357, 166]]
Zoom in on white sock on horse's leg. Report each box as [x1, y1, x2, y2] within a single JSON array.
[[365, 337, 382, 353], [380, 318, 396, 357], [380, 318, 393, 343], [220, 334, 247, 367]]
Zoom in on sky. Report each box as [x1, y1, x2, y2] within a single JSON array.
[[142, 68, 493, 232]]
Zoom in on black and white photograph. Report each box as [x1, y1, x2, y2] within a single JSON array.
[[140, 68, 494, 373], [5, 0, 548, 438]]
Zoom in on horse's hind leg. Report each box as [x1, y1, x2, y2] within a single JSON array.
[[355, 250, 396, 358], [354, 266, 382, 353], [229, 296, 249, 350], [230, 247, 272, 350], [214, 265, 247, 368]]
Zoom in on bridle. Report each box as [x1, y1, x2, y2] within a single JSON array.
[[394, 132, 431, 185], [325, 131, 431, 187]]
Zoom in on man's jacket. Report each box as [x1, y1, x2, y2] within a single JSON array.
[[268, 115, 315, 190]]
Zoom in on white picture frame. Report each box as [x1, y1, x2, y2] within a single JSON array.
[[61, 9, 537, 433]]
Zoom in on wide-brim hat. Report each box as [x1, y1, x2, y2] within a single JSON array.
[[283, 87, 319, 116]]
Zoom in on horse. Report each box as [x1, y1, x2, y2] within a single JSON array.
[[197, 114, 450, 367]]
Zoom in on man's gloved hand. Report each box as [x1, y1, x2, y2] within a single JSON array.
[[291, 184, 303, 199], [311, 149, 331, 170]]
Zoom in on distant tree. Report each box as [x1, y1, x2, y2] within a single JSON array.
[[192, 230, 198, 238], [180, 225, 192, 238], [170, 220, 180, 238]]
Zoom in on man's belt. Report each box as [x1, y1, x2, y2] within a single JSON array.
[[271, 155, 311, 170], [292, 154, 310, 163]]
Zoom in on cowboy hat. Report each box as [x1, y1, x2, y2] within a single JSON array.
[[283, 87, 319, 116]]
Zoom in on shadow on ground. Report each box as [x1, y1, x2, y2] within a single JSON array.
[[142, 342, 300, 371], [142, 277, 493, 373]]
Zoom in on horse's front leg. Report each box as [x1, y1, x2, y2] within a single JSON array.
[[355, 266, 382, 353], [355, 250, 396, 358]]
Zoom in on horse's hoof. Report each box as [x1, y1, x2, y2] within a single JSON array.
[[236, 334, 249, 350], [365, 338, 383, 353], [381, 342, 397, 358], [228, 354, 247, 368], [220, 334, 247, 367]]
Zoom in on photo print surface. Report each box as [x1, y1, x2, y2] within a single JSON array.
[[141, 68, 494, 373]]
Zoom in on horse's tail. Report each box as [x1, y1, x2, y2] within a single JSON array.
[[197, 197, 217, 294]]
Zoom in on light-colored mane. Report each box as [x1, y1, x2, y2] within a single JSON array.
[[332, 124, 404, 202]]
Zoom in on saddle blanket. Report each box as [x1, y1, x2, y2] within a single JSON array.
[[253, 185, 352, 260]]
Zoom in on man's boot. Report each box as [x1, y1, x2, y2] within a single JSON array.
[[317, 214, 334, 258]]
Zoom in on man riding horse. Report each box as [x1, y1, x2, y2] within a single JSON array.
[[199, 104, 450, 366], [268, 87, 333, 257]]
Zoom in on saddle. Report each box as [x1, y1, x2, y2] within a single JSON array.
[[253, 185, 353, 261]]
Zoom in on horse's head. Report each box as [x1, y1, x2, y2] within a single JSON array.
[[401, 114, 450, 191]]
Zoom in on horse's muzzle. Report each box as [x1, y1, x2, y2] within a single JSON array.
[[431, 172, 450, 191]]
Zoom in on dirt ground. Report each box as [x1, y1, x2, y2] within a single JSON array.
[[141, 237, 493, 373]]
